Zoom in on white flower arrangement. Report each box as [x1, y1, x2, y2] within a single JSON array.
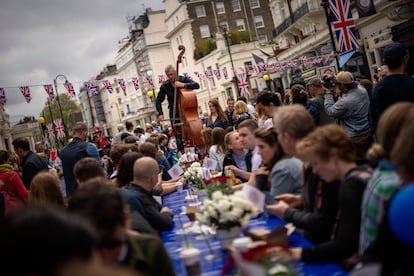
[[178, 151, 198, 165], [183, 162, 204, 189], [196, 190, 254, 231]]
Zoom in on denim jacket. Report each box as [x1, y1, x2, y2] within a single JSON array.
[[324, 84, 371, 137]]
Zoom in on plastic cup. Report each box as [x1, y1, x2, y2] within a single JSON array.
[[176, 181, 183, 193], [232, 237, 253, 252], [180, 247, 201, 276]]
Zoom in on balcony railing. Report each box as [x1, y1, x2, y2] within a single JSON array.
[[273, 17, 293, 37], [292, 3, 309, 22], [273, 2, 312, 38]]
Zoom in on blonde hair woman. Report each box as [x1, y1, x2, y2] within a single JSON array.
[[233, 100, 252, 129], [29, 172, 66, 208]]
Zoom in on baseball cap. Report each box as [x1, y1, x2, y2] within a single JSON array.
[[308, 78, 322, 87], [336, 71, 354, 84], [383, 42, 408, 62]]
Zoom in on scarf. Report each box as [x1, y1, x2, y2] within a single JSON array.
[[0, 163, 13, 173]]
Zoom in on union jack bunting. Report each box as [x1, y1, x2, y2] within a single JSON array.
[[43, 84, 55, 101], [204, 70, 213, 81], [54, 118, 65, 139], [329, 0, 359, 52], [0, 88, 6, 105], [158, 75, 166, 84], [222, 67, 228, 80], [86, 81, 98, 95], [117, 78, 126, 92], [183, 72, 193, 81], [237, 73, 250, 97], [194, 72, 205, 81], [131, 77, 139, 91], [46, 123, 55, 140], [102, 80, 113, 93], [146, 75, 155, 89], [63, 82, 76, 97], [213, 69, 221, 80], [19, 86, 32, 103]]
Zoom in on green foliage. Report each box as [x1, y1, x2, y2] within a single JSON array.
[[194, 39, 217, 60], [227, 29, 251, 45], [40, 93, 80, 134]]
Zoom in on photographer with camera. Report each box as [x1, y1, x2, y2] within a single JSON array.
[[324, 71, 373, 163], [308, 78, 336, 125]]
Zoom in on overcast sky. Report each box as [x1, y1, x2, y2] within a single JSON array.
[[0, 0, 163, 124]]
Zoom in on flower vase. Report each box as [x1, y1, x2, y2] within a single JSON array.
[[216, 227, 241, 248]]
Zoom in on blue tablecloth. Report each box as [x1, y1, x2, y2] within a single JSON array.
[[162, 189, 348, 276]]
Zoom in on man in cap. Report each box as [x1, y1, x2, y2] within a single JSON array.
[[371, 42, 414, 130], [324, 71, 372, 162], [308, 78, 335, 125]]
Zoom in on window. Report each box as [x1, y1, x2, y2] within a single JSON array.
[[232, 0, 241, 11], [258, 35, 268, 43], [236, 19, 245, 31], [216, 2, 225, 14], [200, 25, 211, 38], [250, 0, 260, 8], [254, 16, 264, 28], [195, 6, 206, 17], [225, 87, 233, 99], [219, 21, 228, 31], [126, 104, 131, 114]]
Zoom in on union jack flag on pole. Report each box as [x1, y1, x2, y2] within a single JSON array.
[[54, 118, 65, 139], [43, 84, 55, 101], [46, 123, 55, 140], [117, 78, 126, 93], [146, 75, 155, 89], [102, 80, 113, 93], [19, 86, 32, 103], [86, 81, 99, 95], [131, 77, 140, 91], [0, 88, 6, 105], [237, 73, 250, 97], [328, 0, 359, 52], [63, 82, 76, 97]]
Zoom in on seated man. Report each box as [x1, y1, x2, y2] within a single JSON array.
[[127, 157, 174, 233], [67, 178, 175, 276]]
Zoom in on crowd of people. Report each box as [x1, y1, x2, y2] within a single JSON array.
[[0, 42, 413, 275]]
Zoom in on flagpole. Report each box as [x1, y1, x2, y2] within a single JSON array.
[[321, 0, 341, 70], [53, 74, 68, 146]]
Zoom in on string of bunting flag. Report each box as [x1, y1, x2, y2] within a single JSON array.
[[0, 53, 336, 106]]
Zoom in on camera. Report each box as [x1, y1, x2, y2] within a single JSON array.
[[321, 74, 336, 90]]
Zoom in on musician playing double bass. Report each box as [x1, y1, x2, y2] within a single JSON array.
[[155, 65, 200, 123]]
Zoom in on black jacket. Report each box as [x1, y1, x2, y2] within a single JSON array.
[[127, 183, 173, 233], [21, 151, 48, 189], [155, 76, 200, 119]]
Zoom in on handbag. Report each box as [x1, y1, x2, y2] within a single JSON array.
[[1, 172, 27, 215]]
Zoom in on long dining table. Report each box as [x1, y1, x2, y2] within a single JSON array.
[[162, 188, 348, 276]]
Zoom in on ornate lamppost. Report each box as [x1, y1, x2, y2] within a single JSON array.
[[53, 74, 69, 145]]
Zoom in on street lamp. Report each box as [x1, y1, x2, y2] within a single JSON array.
[[222, 27, 239, 95], [263, 74, 270, 91], [37, 116, 46, 141], [53, 74, 69, 145]]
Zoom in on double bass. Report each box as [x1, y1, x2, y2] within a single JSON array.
[[172, 45, 204, 149]]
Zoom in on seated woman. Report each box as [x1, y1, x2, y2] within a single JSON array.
[[29, 172, 66, 208], [206, 99, 228, 129], [278, 124, 372, 268], [233, 100, 252, 129], [209, 127, 227, 172], [253, 128, 302, 202], [223, 131, 250, 183]]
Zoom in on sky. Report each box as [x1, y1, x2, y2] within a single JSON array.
[[0, 0, 163, 124]]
